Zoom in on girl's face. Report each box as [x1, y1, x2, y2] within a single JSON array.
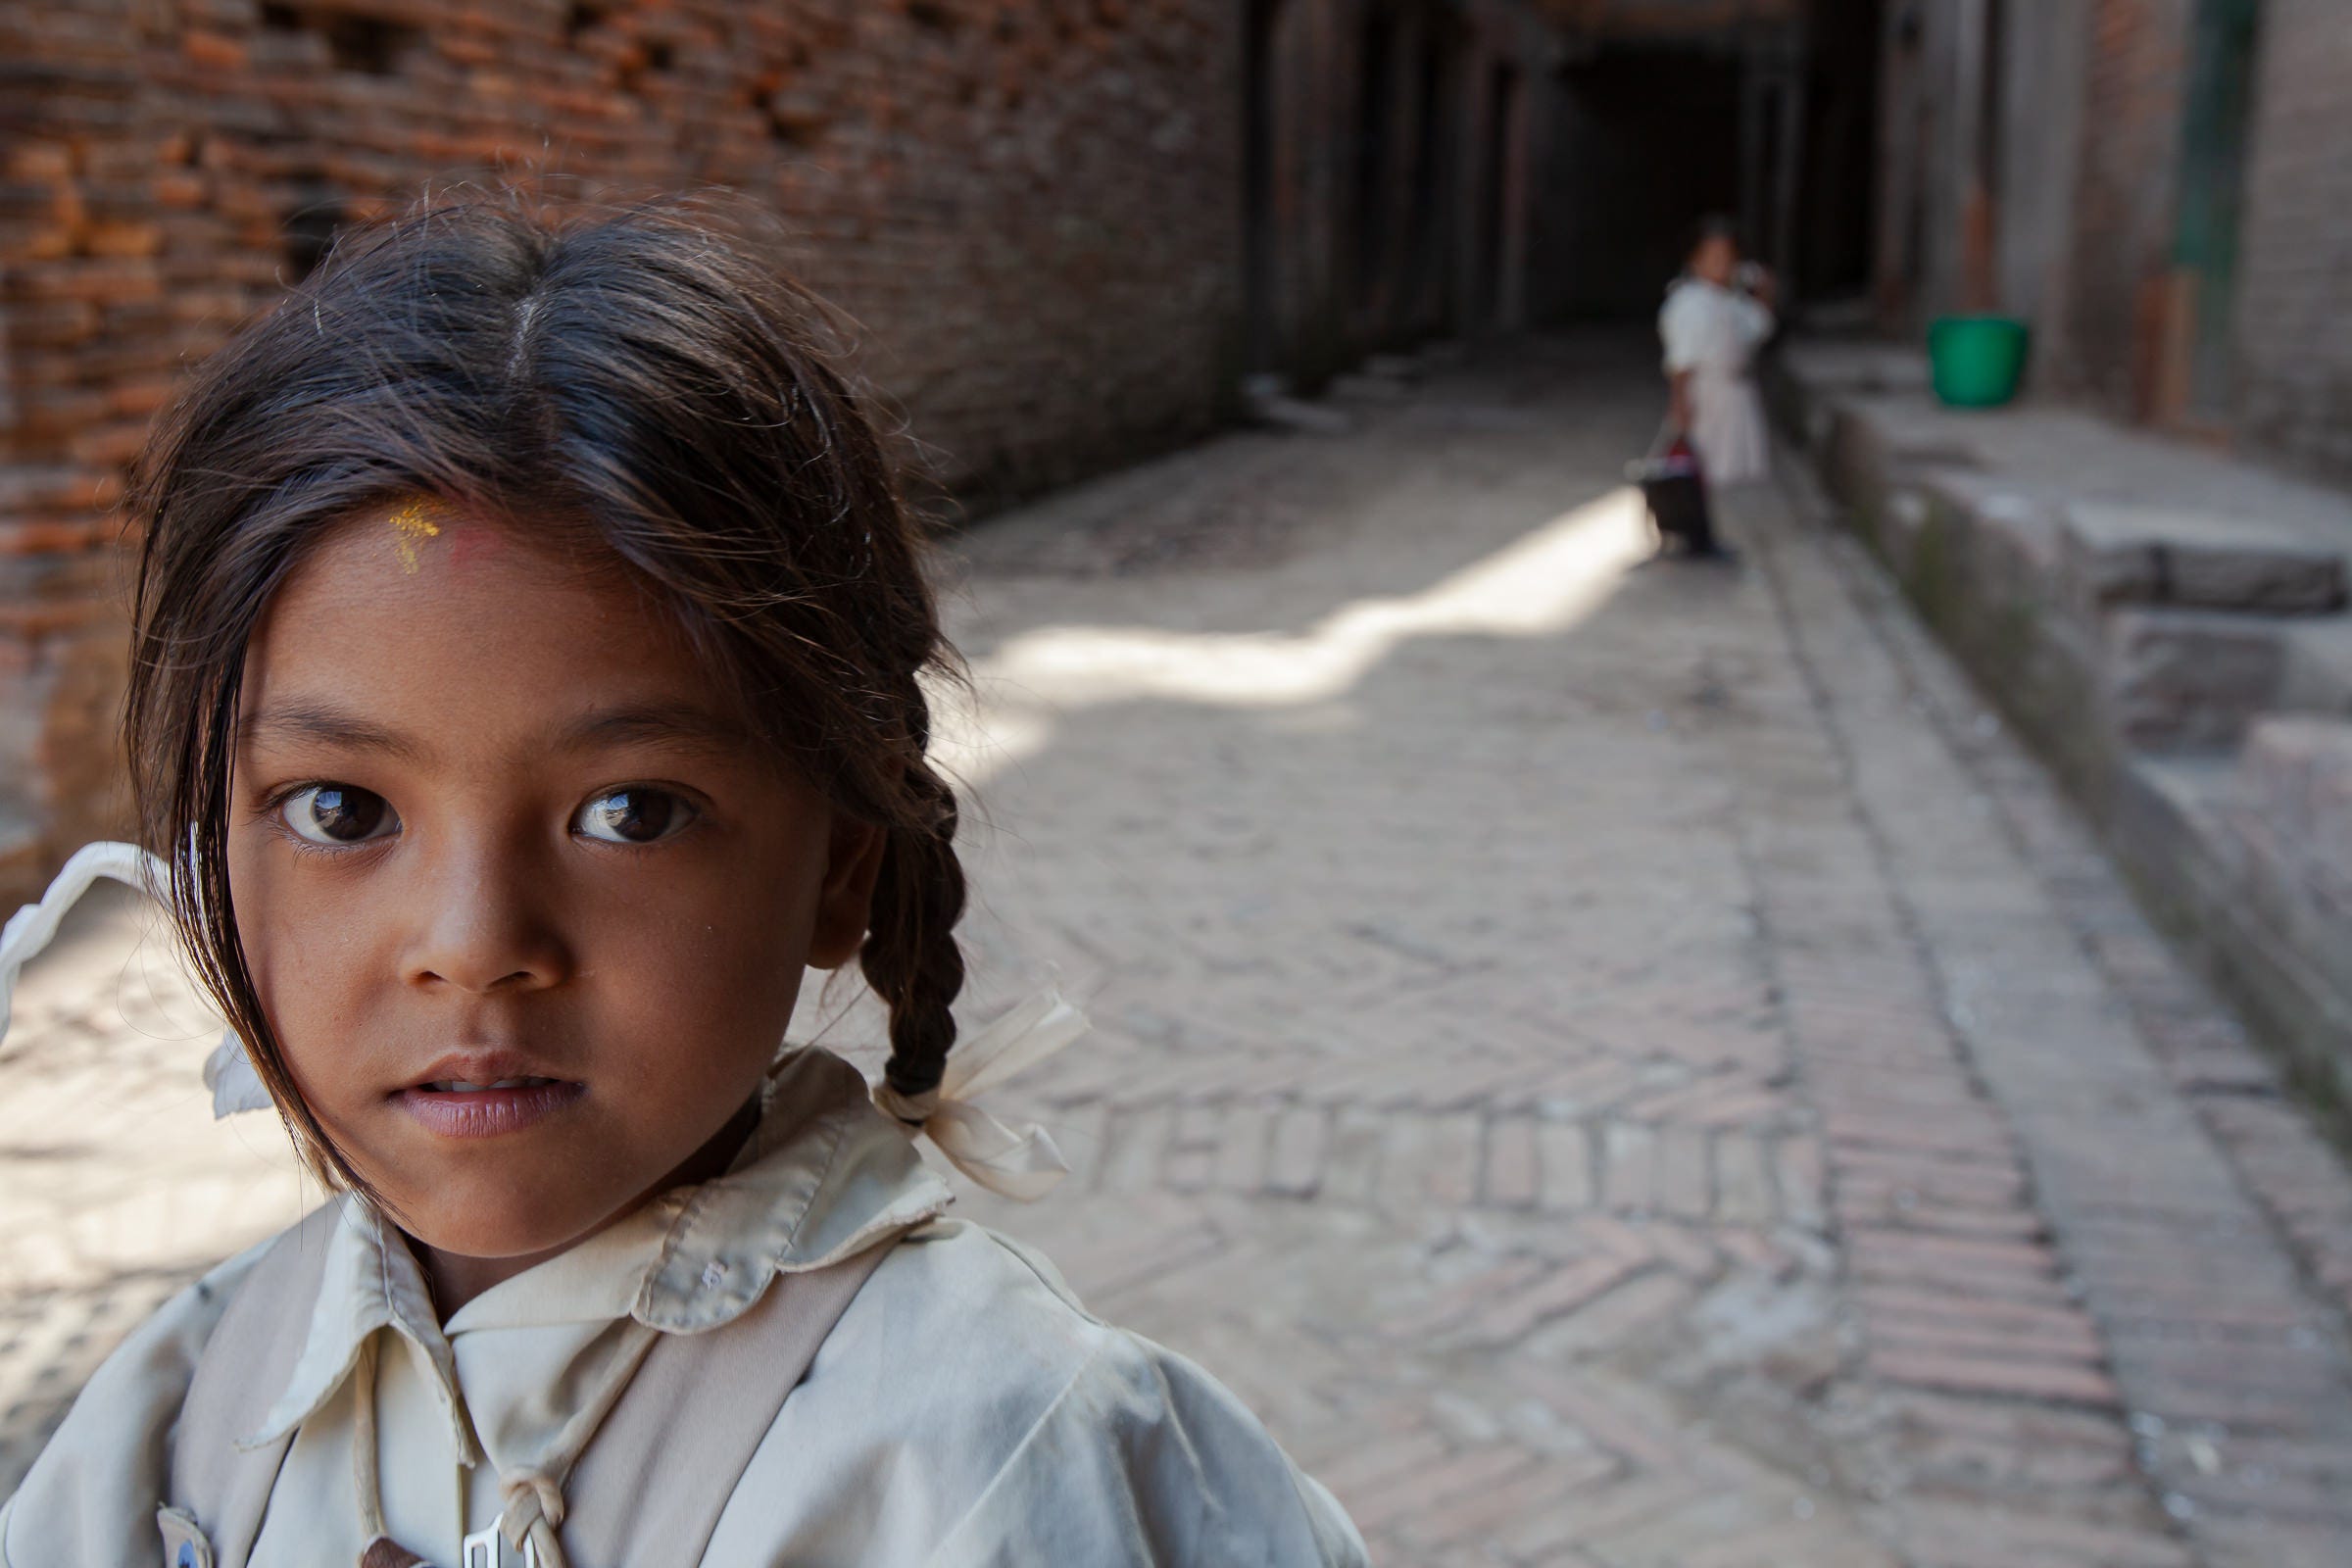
[[1691, 234, 1739, 287], [227, 505, 884, 1277]]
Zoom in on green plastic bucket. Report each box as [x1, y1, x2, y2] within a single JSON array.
[[1928, 315, 2031, 408]]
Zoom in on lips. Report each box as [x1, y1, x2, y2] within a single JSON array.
[[398, 1054, 583, 1139]]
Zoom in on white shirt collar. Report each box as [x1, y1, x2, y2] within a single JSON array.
[[244, 1046, 952, 1452]]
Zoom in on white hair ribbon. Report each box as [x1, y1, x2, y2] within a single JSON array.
[[870, 988, 1088, 1201], [0, 842, 158, 1030], [0, 839, 269, 1117], [204, 1029, 274, 1117]]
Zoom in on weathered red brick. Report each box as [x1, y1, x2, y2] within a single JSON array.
[[181, 30, 247, 71], [1867, 1345, 2123, 1408]]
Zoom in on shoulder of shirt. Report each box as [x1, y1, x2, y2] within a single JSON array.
[[844, 1218, 1344, 1480], [158, 1212, 315, 1350], [807, 1218, 1369, 1565], [0, 1222, 295, 1565], [814, 1213, 1271, 1454], [842, 1215, 1143, 1402], [43, 1218, 290, 1435]]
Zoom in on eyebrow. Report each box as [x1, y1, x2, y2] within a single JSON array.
[[238, 701, 759, 766], [550, 703, 761, 759], [240, 702, 431, 763]]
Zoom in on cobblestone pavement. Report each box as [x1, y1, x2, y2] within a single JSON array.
[[6, 339, 2352, 1566]]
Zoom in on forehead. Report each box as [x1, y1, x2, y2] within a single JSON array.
[[241, 505, 732, 751]]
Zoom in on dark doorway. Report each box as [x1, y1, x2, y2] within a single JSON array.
[[1474, 60, 1522, 328], [1354, 2, 1399, 312], [1799, 0, 1883, 300], [1531, 47, 1743, 323], [1242, 0, 1283, 372], [1401, 23, 1463, 334]]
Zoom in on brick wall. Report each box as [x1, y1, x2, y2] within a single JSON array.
[[0, 0, 1549, 889], [2231, 0, 2352, 481], [9, 1, 1252, 490], [0, 0, 1247, 874]]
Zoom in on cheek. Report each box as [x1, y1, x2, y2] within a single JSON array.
[[573, 855, 825, 1073], [557, 832, 832, 1091], [223, 828, 388, 1097], [224, 829, 308, 1025]]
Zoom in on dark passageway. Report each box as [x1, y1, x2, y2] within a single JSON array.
[[1523, 5, 1883, 328], [1531, 48, 1745, 323]]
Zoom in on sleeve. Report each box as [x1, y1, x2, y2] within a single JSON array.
[[920, 1335, 1370, 1568], [1659, 286, 1704, 374], [0, 1249, 260, 1568], [1733, 293, 1775, 351]]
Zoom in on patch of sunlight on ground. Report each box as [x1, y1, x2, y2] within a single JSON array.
[[935, 487, 1652, 789]]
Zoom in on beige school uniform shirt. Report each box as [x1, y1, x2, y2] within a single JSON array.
[[1, 1048, 1369, 1567]]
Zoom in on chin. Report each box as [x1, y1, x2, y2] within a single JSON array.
[[376, 1173, 617, 1262]]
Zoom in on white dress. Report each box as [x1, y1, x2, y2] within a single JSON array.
[[1659, 278, 1774, 485]]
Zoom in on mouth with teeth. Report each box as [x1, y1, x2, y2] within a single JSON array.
[[400, 1066, 583, 1139]]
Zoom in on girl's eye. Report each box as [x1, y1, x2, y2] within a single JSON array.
[[281, 784, 399, 846], [574, 787, 697, 846]]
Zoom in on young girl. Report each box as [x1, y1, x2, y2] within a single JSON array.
[[0, 195, 1367, 1567], [1659, 216, 1776, 488]]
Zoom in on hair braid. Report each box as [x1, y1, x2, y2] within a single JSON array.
[[863, 757, 968, 1100]]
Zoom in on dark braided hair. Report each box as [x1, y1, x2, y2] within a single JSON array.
[[866, 760, 968, 1102], [122, 188, 969, 1187]]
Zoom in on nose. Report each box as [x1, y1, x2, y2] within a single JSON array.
[[399, 833, 571, 995]]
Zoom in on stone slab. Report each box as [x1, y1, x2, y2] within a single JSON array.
[[2116, 753, 2352, 1114], [2239, 715, 2352, 878], [1776, 339, 1936, 396], [2278, 615, 2352, 717], [2103, 606, 2288, 752], [2064, 500, 2348, 613]]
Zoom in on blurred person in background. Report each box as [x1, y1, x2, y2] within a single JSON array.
[[1660, 216, 1776, 490]]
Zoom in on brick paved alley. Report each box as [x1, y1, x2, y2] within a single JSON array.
[[7, 340, 2352, 1566]]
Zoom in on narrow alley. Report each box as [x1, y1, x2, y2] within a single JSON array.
[[935, 340, 2352, 1568], [13, 340, 2347, 1566], [4, 0, 2351, 1561]]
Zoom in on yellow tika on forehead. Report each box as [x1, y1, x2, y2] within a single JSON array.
[[386, 499, 444, 574]]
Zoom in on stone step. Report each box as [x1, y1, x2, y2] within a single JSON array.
[[2103, 605, 2293, 752], [1777, 339, 1933, 397], [2062, 500, 2348, 615], [1839, 436, 2351, 755], [2234, 715, 2352, 916], [1771, 335, 2352, 1122], [2279, 615, 2352, 718], [2115, 745, 2352, 1112]]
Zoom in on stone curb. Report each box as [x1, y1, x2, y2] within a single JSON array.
[[1766, 341, 2352, 1121]]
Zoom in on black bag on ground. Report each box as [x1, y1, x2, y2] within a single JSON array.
[[1626, 433, 1717, 555]]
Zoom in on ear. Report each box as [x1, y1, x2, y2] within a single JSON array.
[[807, 813, 887, 970]]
